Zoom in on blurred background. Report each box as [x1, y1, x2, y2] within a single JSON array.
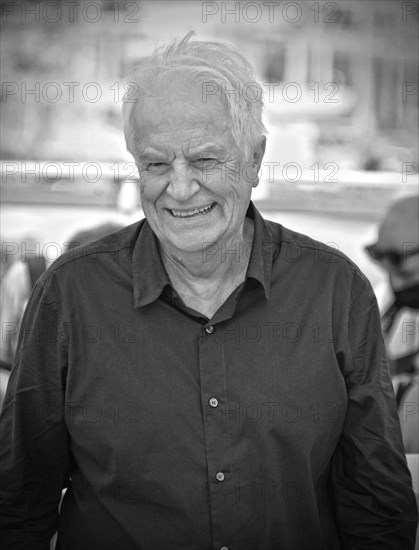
[[1, 0, 418, 295]]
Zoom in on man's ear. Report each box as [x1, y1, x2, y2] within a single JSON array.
[[251, 136, 266, 187]]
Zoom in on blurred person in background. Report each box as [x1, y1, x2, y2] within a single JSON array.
[[0, 241, 15, 280], [366, 195, 419, 453], [0, 223, 122, 411], [63, 222, 124, 254], [0, 238, 47, 413], [0, 34, 417, 550], [0, 237, 46, 371]]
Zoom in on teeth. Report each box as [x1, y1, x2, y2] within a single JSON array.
[[171, 203, 214, 218]]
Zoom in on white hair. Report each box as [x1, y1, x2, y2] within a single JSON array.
[[122, 32, 266, 161]]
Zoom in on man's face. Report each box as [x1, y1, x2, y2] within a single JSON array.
[[131, 86, 261, 256], [382, 253, 419, 291], [373, 213, 419, 292]]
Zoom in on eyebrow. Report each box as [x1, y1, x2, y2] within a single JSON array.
[[186, 144, 227, 158], [139, 144, 227, 162], [139, 148, 172, 162]]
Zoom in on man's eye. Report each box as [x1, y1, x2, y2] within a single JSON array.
[[146, 163, 169, 173]]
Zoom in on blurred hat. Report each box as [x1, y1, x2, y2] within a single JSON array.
[[65, 222, 123, 252], [365, 195, 419, 264]]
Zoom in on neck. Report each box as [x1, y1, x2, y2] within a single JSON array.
[[160, 217, 254, 287]]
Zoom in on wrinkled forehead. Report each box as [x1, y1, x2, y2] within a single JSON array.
[[130, 84, 236, 155], [135, 82, 230, 128]]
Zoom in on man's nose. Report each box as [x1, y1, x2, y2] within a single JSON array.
[[166, 161, 200, 201]]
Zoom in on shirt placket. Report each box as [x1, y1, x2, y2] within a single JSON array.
[[199, 322, 236, 550]]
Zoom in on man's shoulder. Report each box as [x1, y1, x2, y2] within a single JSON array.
[[264, 217, 357, 268], [262, 216, 372, 296], [39, 219, 146, 284]]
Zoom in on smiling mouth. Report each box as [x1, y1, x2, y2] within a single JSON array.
[[169, 203, 216, 218]]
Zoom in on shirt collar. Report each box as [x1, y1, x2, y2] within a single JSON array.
[[132, 221, 171, 308], [245, 201, 273, 300], [132, 201, 273, 308]]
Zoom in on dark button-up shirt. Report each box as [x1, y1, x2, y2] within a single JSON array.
[[0, 203, 417, 549]]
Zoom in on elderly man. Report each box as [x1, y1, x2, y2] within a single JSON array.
[[0, 34, 417, 550]]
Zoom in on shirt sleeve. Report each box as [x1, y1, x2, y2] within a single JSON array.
[[0, 275, 70, 550], [332, 269, 418, 549]]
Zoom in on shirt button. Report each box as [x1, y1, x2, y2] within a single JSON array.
[[205, 325, 214, 334], [209, 397, 219, 408], [216, 472, 225, 482], [220, 547, 229, 550]]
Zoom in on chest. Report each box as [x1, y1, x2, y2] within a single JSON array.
[[63, 289, 347, 458]]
